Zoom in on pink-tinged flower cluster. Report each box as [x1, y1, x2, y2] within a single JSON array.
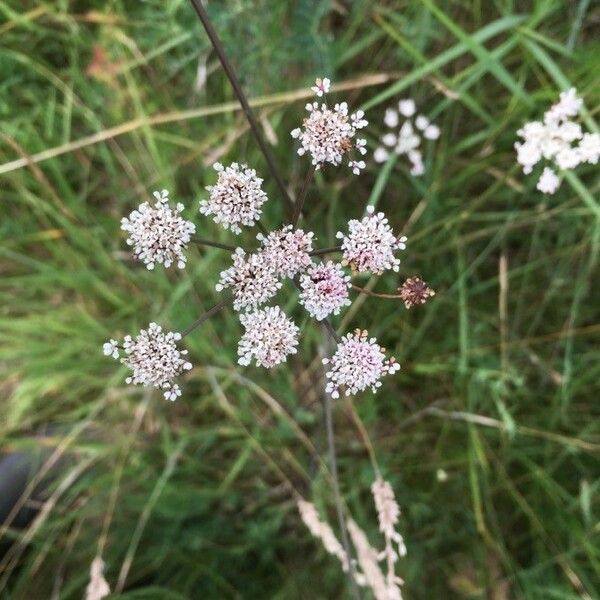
[[106, 323, 192, 401], [372, 478, 407, 559], [515, 88, 600, 194], [337, 206, 407, 274], [200, 162, 268, 233], [121, 190, 195, 270], [237, 306, 299, 368], [257, 225, 314, 278], [299, 478, 407, 599], [374, 98, 440, 176], [216, 248, 281, 311], [291, 78, 368, 174], [299, 261, 351, 321], [297, 500, 350, 572], [322, 329, 400, 399]]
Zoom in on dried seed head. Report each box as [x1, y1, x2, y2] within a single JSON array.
[[398, 276, 435, 309]]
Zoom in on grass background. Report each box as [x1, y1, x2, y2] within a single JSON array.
[[1, 0, 599, 598]]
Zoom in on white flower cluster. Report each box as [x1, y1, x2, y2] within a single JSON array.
[[291, 79, 368, 174], [257, 225, 314, 278], [515, 88, 600, 194], [238, 306, 299, 367], [200, 162, 268, 233], [216, 248, 282, 311], [372, 478, 407, 562], [374, 98, 440, 176], [298, 478, 406, 600], [337, 206, 407, 274], [322, 329, 400, 399], [297, 500, 351, 572], [121, 190, 196, 270], [104, 323, 192, 401], [299, 261, 350, 321], [111, 78, 417, 400]]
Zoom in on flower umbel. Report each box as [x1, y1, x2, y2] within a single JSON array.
[[121, 189, 195, 270], [299, 261, 351, 321], [257, 225, 314, 279], [515, 88, 600, 194], [216, 248, 282, 311], [113, 322, 192, 401], [200, 162, 268, 233], [374, 98, 440, 176], [291, 78, 368, 174], [238, 306, 299, 367], [337, 206, 407, 274], [323, 329, 400, 399]]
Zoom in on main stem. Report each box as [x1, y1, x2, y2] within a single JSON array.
[[325, 394, 362, 600], [188, 4, 358, 595], [188, 0, 294, 215]]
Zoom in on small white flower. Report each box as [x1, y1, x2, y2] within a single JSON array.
[[299, 261, 351, 321], [103, 339, 119, 360], [579, 133, 600, 164], [291, 83, 368, 174], [257, 226, 314, 279], [384, 108, 399, 128], [238, 306, 299, 368], [311, 77, 331, 97], [536, 167, 560, 194], [349, 160, 366, 175], [381, 133, 398, 147], [544, 87, 582, 123], [424, 124, 441, 140], [336, 206, 406, 274], [376, 99, 440, 177], [322, 329, 400, 399], [373, 147, 390, 163], [117, 323, 192, 400], [398, 98, 416, 117], [121, 189, 195, 270], [408, 150, 425, 176], [415, 115, 429, 130], [199, 162, 268, 234], [355, 138, 368, 155]]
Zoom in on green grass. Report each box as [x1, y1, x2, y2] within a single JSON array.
[[1, 0, 599, 598]]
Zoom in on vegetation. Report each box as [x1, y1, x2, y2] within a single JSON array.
[[0, 0, 598, 597]]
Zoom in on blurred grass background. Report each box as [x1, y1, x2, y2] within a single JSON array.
[[1, 0, 599, 598]]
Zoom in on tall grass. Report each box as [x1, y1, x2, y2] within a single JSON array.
[[0, 0, 599, 598]]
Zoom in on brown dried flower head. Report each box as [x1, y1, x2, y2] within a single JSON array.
[[399, 276, 435, 309]]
